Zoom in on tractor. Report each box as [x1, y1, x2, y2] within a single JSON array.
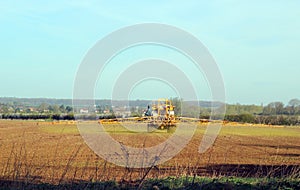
[[145, 98, 177, 129]]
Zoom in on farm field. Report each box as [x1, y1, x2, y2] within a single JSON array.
[[0, 120, 299, 187]]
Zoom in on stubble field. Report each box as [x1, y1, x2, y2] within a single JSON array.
[[0, 120, 299, 186]]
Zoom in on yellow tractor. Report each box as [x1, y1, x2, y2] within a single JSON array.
[[145, 98, 177, 129], [99, 98, 177, 130]]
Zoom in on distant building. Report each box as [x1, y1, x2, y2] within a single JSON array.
[[103, 110, 110, 114], [113, 107, 131, 118], [80, 109, 89, 114]]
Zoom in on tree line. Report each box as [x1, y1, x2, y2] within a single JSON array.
[[0, 113, 122, 121], [174, 98, 300, 126], [1, 98, 300, 125]]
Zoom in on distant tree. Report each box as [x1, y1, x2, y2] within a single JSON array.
[[288, 98, 300, 115], [2, 105, 9, 113], [263, 104, 273, 115], [274, 102, 284, 114], [181, 104, 199, 118], [14, 108, 21, 113], [263, 102, 284, 115], [48, 105, 60, 113], [170, 97, 182, 116], [288, 98, 300, 107], [59, 105, 65, 113], [38, 103, 49, 113], [199, 107, 210, 119], [66, 106, 73, 113], [225, 104, 263, 115], [239, 113, 255, 123]]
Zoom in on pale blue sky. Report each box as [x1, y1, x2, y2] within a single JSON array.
[[0, 0, 299, 104]]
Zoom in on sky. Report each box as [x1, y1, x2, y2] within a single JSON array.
[[0, 0, 299, 105]]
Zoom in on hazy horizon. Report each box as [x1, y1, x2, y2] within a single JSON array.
[[0, 96, 298, 106]]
